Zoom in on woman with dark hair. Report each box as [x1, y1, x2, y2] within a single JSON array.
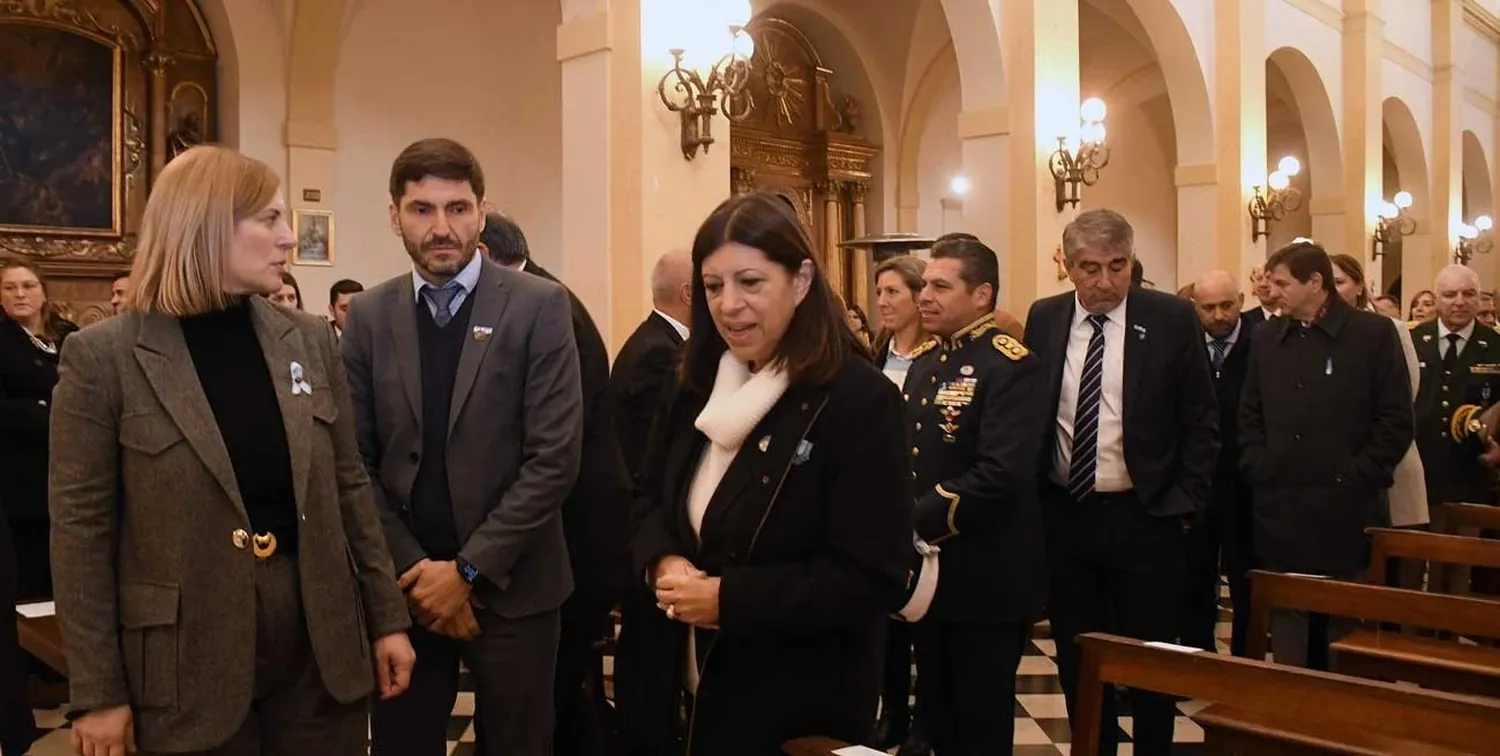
[[844, 302, 874, 348], [267, 269, 304, 310], [622, 192, 911, 754]]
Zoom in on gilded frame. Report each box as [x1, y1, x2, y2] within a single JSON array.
[[292, 209, 335, 266], [0, 18, 124, 238]]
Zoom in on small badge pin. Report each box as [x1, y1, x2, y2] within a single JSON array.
[[473, 326, 493, 342], [960, 365, 974, 376], [1132, 323, 1147, 340], [289, 361, 312, 396], [792, 440, 813, 465], [757, 435, 770, 453], [1423, 334, 1434, 342]]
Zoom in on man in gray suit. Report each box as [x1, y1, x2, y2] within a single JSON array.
[[344, 137, 583, 756]]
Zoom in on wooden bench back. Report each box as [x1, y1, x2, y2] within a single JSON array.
[[1072, 632, 1500, 755], [1245, 570, 1500, 659], [1368, 528, 1500, 577], [1434, 502, 1500, 535]]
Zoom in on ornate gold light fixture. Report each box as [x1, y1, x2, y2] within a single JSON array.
[[655, 3, 755, 160], [1048, 98, 1110, 212], [1370, 191, 1415, 259], [1455, 215, 1494, 264], [1247, 156, 1302, 242]]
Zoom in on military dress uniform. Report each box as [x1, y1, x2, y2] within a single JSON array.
[[1412, 320, 1500, 506], [903, 313, 1048, 756]]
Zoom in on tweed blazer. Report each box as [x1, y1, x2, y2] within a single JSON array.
[[48, 297, 410, 753]]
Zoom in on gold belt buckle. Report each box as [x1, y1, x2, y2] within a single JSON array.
[[252, 532, 278, 559]]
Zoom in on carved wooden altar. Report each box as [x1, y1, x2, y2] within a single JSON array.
[[728, 17, 880, 312], [0, 0, 216, 325]]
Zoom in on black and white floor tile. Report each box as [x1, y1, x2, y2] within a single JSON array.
[[28, 594, 1233, 755]]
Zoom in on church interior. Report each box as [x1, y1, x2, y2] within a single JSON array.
[[8, 0, 1500, 754]]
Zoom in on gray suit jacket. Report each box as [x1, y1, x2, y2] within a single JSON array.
[[48, 298, 410, 752], [342, 256, 582, 617]]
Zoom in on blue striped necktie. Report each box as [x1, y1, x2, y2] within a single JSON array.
[[1068, 314, 1109, 501]]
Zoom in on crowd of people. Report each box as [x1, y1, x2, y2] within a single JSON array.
[[0, 137, 1494, 756]]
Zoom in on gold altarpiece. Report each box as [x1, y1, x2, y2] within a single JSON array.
[[728, 17, 880, 311], [0, 0, 217, 325]]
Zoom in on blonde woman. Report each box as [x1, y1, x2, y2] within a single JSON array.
[[49, 145, 415, 756]]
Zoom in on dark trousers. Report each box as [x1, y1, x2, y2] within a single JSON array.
[[140, 556, 367, 755], [371, 606, 561, 756], [912, 619, 1029, 756], [0, 516, 33, 756], [1043, 486, 1185, 756], [9, 518, 49, 602], [554, 588, 614, 756], [881, 618, 913, 727], [1182, 502, 1254, 657]]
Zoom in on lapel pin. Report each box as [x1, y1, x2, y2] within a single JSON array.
[[792, 439, 813, 465], [472, 325, 493, 342], [757, 435, 770, 453], [959, 365, 974, 376], [289, 361, 312, 396], [1132, 323, 1147, 340], [1423, 334, 1433, 342]]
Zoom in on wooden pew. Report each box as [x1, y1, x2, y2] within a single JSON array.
[[1073, 632, 1500, 755], [1429, 504, 1500, 594], [15, 611, 66, 677], [1245, 570, 1500, 699]]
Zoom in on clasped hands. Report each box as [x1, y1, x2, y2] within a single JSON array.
[[400, 558, 481, 641], [653, 555, 720, 629]]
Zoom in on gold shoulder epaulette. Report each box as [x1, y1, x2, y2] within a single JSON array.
[[992, 334, 1028, 361], [909, 339, 939, 359]]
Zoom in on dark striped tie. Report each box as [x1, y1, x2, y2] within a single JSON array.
[[1210, 339, 1228, 374], [1068, 314, 1109, 501]]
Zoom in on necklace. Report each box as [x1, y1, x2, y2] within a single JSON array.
[[24, 328, 56, 355]]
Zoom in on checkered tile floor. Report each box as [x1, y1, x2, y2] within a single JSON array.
[[26, 598, 1233, 755]]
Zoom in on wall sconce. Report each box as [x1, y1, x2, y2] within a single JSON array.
[[949, 175, 970, 197], [1247, 156, 1302, 242], [1370, 191, 1415, 259], [1455, 215, 1494, 264], [1048, 98, 1109, 212], [655, 3, 755, 160]]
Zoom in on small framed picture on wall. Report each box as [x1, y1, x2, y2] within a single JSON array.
[[292, 209, 335, 266]]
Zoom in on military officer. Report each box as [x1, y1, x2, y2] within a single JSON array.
[[904, 236, 1048, 756], [1414, 264, 1500, 506]]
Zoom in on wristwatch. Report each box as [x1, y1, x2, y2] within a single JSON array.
[[455, 556, 480, 584]]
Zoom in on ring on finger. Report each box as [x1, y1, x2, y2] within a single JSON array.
[[665, 604, 678, 620]]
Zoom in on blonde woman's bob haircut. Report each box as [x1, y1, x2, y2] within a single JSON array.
[[126, 145, 281, 316]]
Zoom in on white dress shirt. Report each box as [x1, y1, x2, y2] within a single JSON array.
[[654, 309, 690, 342], [1204, 319, 1243, 368], [1054, 295, 1133, 492], [1437, 319, 1476, 360]]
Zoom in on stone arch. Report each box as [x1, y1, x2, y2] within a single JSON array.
[[286, 0, 347, 147], [1383, 97, 1430, 217], [1267, 47, 1342, 204], [896, 43, 960, 231], [1463, 130, 1494, 221], [939, 0, 1004, 108], [1117, 0, 1213, 163]]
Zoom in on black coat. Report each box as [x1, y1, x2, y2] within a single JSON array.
[[1239, 297, 1414, 573], [1209, 319, 1255, 537], [0, 317, 75, 520], [1023, 288, 1220, 519], [1411, 320, 1500, 505], [611, 312, 685, 477], [620, 355, 910, 756], [523, 263, 632, 598], [903, 315, 1048, 623]]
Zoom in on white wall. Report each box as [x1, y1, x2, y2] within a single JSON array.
[[325, 0, 563, 307], [915, 82, 962, 236], [1383, 0, 1433, 66], [1081, 97, 1179, 289], [1265, 0, 1344, 139]]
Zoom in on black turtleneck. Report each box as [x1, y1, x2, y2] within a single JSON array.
[[179, 299, 298, 551]]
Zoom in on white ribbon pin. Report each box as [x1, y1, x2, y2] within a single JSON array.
[[290, 361, 312, 396]]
